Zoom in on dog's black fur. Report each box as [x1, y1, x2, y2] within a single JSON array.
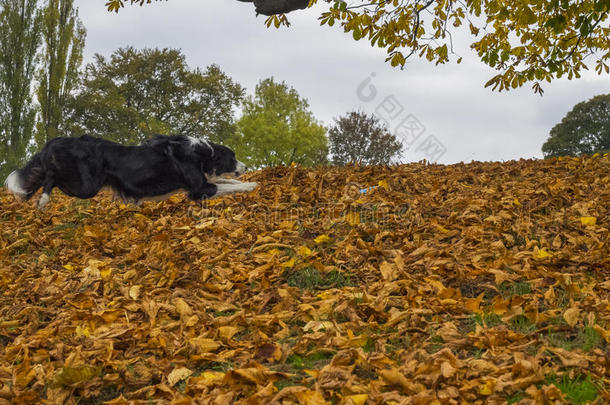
[[4, 135, 254, 207]]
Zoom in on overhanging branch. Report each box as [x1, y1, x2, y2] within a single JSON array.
[[236, 0, 310, 16]]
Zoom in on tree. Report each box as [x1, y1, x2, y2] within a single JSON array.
[[329, 111, 402, 166], [36, 0, 86, 148], [105, 0, 610, 94], [542, 94, 610, 158], [65, 47, 244, 145], [0, 0, 42, 180], [230, 78, 328, 168]]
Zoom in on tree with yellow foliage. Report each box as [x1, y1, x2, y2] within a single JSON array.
[[105, 0, 609, 94]]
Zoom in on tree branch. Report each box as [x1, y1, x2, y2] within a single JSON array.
[[236, 0, 310, 16]]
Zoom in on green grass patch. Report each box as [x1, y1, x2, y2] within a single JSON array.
[[509, 315, 536, 334], [362, 337, 375, 353], [506, 391, 525, 405], [546, 374, 601, 404], [274, 377, 305, 391], [286, 267, 355, 290], [499, 281, 531, 297], [425, 335, 444, 354], [286, 351, 335, 370], [470, 312, 503, 329], [546, 326, 603, 352], [213, 309, 237, 317]]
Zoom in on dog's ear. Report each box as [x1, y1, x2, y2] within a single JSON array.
[[198, 145, 216, 175]]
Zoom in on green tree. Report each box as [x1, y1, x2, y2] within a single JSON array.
[[0, 0, 42, 180], [35, 0, 86, 147], [542, 94, 610, 158], [65, 47, 244, 145], [107, 0, 610, 94], [329, 111, 402, 166], [230, 78, 328, 168]]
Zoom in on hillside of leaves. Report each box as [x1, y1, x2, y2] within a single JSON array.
[[1, 155, 609, 404]]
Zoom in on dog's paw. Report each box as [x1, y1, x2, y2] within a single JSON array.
[[243, 182, 258, 192], [37, 193, 50, 209]]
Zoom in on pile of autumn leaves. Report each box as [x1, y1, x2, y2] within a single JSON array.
[[0, 155, 608, 404]]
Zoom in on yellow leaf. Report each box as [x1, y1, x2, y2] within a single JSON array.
[[513, 197, 521, 206], [345, 211, 361, 226], [200, 371, 225, 382], [304, 369, 319, 378], [75, 324, 92, 337], [174, 298, 193, 317], [129, 285, 141, 300], [189, 337, 221, 353], [294, 390, 327, 405], [314, 234, 332, 244], [63, 264, 75, 271], [54, 366, 100, 387], [479, 379, 495, 395], [464, 293, 485, 314], [218, 326, 240, 340], [378, 179, 389, 189], [297, 246, 312, 256], [185, 315, 199, 327], [167, 367, 192, 387], [345, 394, 368, 405], [379, 369, 415, 391], [563, 307, 580, 327], [280, 258, 296, 268], [436, 224, 449, 234], [303, 320, 334, 332], [379, 261, 397, 281], [100, 267, 112, 280], [580, 216, 596, 226], [534, 247, 551, 259]]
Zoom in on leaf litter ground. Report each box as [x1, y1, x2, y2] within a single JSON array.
[[0, 156, 609, 404]]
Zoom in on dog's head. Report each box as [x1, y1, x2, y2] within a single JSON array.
[[184, 136, 246, 178], [209, 144, 247, 177]]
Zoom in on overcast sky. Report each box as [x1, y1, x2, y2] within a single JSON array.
[[75, 0, 608, 164]]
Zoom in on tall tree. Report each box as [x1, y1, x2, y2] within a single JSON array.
[[65, 47, 244, 145], [542, 94, 610, 158], [0, 0, 42, 180], [35, 0, 86, 147], [329, 111, 402, 166], [107, 0, 610, 94], [231, 77, 328, 168]]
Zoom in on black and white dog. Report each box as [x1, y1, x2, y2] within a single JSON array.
[[4, 135, 257, 208]]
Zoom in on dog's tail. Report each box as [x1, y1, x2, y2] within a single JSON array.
[[4, 153, 45, 200]]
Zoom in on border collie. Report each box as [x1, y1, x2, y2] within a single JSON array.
[[4, 135, 257, 208]]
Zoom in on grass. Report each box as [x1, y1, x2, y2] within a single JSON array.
[[286, 351, 335, 370], [546, 374, 601, 404], [274, 377, 305, 392], [286, 267, 355, 290], [425, 335, 444, 354], [470, 312, 503, 329], [509, 315, 537, 334], [546, 325, 603, 352], [506, 391, 525, 404], [499, 281, 532, 297], [213, 309, 237, 317]]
